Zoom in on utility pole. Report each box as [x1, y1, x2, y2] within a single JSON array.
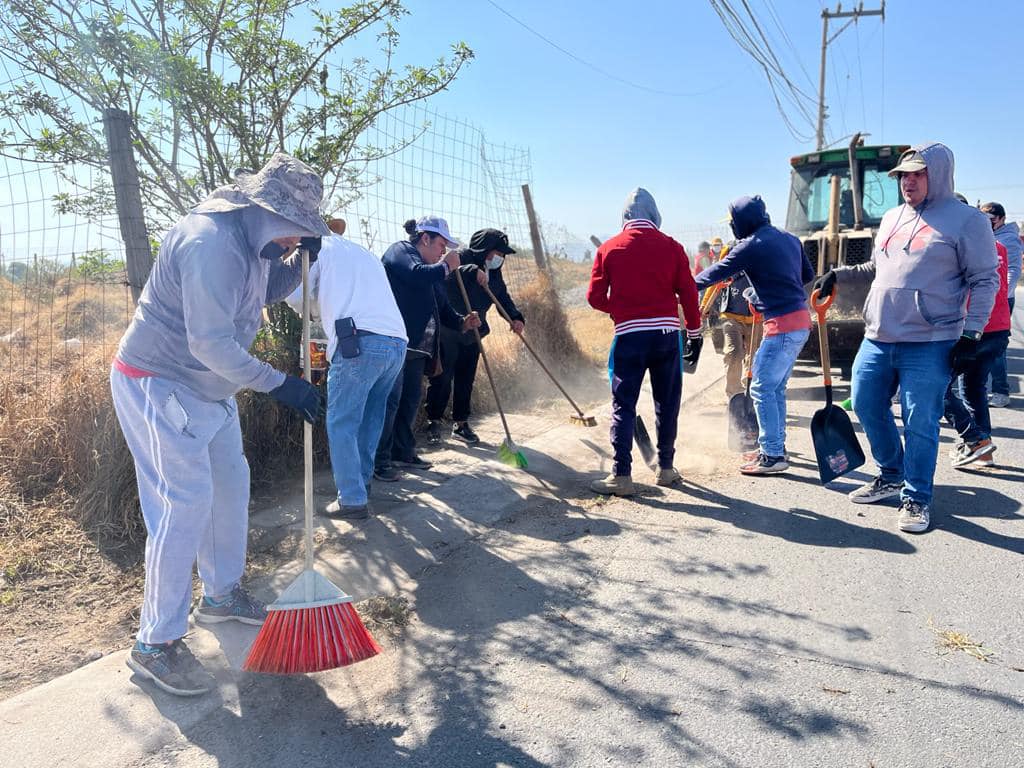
[[816, 2, 885, 151]]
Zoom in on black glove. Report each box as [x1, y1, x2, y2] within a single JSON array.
[[682, 335, 703, 371], [299, 236, 322, 263], [950, 335, 979, 374], [458, 263, 479, 276], [812, 270, 837, 298], [269, 375, 323, 424]]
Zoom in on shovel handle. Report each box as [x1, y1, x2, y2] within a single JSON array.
[[810, 288, 834, 395]]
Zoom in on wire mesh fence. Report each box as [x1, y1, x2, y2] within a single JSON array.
[[0, 59, 545, 397]]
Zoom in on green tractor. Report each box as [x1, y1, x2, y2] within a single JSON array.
[[786, 134, 910, 377]]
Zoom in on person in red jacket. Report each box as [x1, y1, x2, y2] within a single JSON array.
[[587, 188, 702, 495], [943, 196, 1012, 467]]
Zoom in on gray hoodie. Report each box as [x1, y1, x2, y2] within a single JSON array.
[[835, 142, 998, 343], [993, 220, 1022, 291], [622, 187, 662, 228], [116, 205, 309, 401]]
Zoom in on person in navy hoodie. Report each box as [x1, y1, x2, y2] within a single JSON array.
[[587, 188, 702, 496], [695, 195, 814, 475]]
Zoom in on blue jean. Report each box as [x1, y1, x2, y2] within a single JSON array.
[[852, 337, 955, 505], [989, 296, 1015, 395], [749, 328, 809, 456], [944, 331, 1010, 443], [327, 334, 406, 505]]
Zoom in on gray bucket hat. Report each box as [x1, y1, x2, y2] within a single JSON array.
[[193, 152, 330, 237]]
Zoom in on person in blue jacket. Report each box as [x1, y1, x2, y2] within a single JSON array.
[[696, 195, 814, 475], [374, 217, 480, 480]]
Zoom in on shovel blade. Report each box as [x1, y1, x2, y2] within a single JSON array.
[[727, 392, 758, 453], [810, 404, 866, 483], [634, 415, 658, 470]]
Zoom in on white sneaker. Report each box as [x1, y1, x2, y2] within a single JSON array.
[[848, 476, 902, 504], [898, 500, 930, 533], [989, 393, 1011, 408]]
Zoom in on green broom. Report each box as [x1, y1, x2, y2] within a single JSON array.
[[454, 268, 527, 469]]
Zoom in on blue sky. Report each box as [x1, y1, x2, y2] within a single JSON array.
[[367, 0, 1023, 248]]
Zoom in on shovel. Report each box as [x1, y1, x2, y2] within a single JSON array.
[[727, 305, 762, 452], [809, 288, 865, 483]]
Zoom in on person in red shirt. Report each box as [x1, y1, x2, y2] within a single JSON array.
[[587, 188, 702, 495], [943, 196, 1012, 467]]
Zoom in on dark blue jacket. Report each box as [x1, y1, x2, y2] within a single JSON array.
[[695, 196, 813, 320], [444, 248, 524, 343], [382, 240, 464, 353]]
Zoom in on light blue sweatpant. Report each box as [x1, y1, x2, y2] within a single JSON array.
[[110, 369, 250, 644]]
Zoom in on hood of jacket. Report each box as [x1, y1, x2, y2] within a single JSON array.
[[622, 187, 662, 228], [913, 142, 956, 209], [729, 195, 770, 239]]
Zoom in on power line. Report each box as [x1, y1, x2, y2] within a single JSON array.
[[482, 0, 726, 98]]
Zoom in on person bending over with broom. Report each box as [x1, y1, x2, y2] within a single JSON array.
[[374, 217, 481, 480], [695, 195, 814, 475], [587, 187, 703, 496], [111, 153, 329, 696], [424, 227, 525, 446]]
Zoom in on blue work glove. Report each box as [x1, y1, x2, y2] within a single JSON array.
[[269, 375, 323, 424], [299, 236, 322, 263]]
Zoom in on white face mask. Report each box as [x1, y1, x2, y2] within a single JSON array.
[[486, 255, 504, 270], [711, 246, 722, 256]]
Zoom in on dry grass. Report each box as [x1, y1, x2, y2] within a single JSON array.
[[929, 619, 995, 662]]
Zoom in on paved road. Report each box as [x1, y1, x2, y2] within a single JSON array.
[[2, 305, 1022, 767]]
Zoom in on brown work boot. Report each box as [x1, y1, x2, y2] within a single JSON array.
[[590, 473, 634, 496], [656, 467, 682, 487]]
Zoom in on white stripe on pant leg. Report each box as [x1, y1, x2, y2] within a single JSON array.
[[139, 376, 176, 643]]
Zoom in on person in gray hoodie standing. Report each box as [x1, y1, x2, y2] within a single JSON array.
[[111, 153, 329, 696], [813, 143, 999, 534], [979, 201, 1020, 407]]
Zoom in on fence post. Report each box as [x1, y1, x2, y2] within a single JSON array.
[[102, 108, 152, 304], [521, 184, 547, 270]]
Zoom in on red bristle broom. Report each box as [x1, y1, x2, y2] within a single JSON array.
[[244, 242, 381, 674]]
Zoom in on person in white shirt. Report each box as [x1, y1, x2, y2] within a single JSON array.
[[288, 224, 408, 519]]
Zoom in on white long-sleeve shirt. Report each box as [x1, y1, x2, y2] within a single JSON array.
[[286, 235, 407, 360]]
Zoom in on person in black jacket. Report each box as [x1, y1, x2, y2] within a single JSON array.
[[374, 217, 480, 480], [424, 228, 525, 445]]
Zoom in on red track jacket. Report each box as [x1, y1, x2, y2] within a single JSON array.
[[587, 220, 702, 336]]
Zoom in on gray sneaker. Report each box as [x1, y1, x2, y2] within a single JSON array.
[[194, 585, 267, 626], [126, 639, 215, 697], [848, 476, 903, 504], [898, 500, 930, 533], [324, 500, 369, 520], [989, 393, 1011, 408]]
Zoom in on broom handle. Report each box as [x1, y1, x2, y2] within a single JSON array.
[[302, 246, 314, 576], [454, 268, 513, 443], [480, 282, 586, 419]]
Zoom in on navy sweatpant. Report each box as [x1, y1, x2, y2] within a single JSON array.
[[608, 329, 682, 476]]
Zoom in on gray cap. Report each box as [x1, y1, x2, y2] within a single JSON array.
[[415, 216, 460, 248], [194, 152, 330, 237], [888, 149, 927, 178]]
